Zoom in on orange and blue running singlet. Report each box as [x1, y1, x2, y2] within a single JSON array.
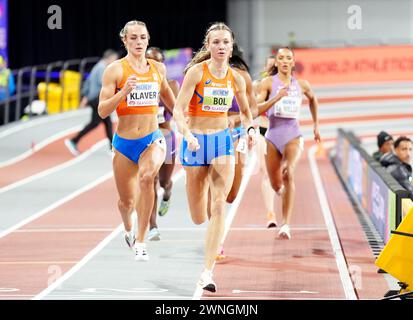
[[180, 62, 237, 166], [116, 58, 162, 117], [187, 62, 236, 118], [112, 58, 165, 164]]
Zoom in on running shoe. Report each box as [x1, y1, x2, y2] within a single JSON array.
[[64, 139, 80, 156], [278, 224, 291, 240], [124, 232, 135, 249], [215, 246, 226, 261], [147, 227, 161, 241], [267, 213, 277, 228], [134, 243, 149, 261], [198, 269, 217, 293], [158, 199, 170, 217]]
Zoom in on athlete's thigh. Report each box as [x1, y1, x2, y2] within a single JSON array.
[[184, 165, 210, 217], [209, 155, 235, 197], [265, 139, 283, 184], [112, 151, 139, 201], [138, 141, 166, 175], [282, 137, 303, 169]]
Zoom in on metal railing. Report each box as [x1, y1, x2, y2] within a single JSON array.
[[0, 56, 100, 126]]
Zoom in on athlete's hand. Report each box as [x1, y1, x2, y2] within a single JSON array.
[[247, 127, 257, 150], [276, 86, 289, 100], [185, 133, 200, 152], [248, 134, 257, 150], [121, 75, 137, 96], [313, 125, 321, 143]]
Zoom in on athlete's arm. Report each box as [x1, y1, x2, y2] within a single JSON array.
[[173, 64, 202, 141], [98, 62, 133, 119], [255, 77, 288, 118], [255, 77, 271, 104], [299, 79, 321, 143], [233, 70, 254, 131], [229, 69, 257, 128], [155, 61, 176, 113], [168, 79, 180, 98]]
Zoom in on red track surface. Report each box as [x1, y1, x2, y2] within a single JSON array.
[[204, 146, 387, 300], [0, 107, 400, 299]]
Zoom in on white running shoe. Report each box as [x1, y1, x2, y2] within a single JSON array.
[[64, 139, 80, 156], [198, 269, 217, 293], [278, 224, 291, 240], [147, 228, 161, 241], [134, 243, 149, 261]]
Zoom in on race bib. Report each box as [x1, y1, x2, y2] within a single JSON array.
[[157, 106, 166, 124], [202, 87, 234, 113], [273, 96, 302, 119], [236, 137, 247, 154], [127, 82, 159, 107]]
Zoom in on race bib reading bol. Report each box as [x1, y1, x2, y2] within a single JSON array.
[[202, 87, 234, 112], [127, 82, 159, 107]]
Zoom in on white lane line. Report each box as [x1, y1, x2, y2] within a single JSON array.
[[32, 170, 185, 301], [308, 142, 358, 300], [0, 110, 88, 139], [233, 289, 319, 295], [31, 224, 123, 301], [0, 261, 79, 265], [0, 288, 20, 292], [0, 171, 113, 239], [79, 288, 168, 293], [9, 226, 328, 233], [230, 227, 327, 231], [0, 139, 107, 194], [192, 152, 258, 301], [3, 295, 339, 300], [15, 228, 115, 233], [0, 125, 84, 168]]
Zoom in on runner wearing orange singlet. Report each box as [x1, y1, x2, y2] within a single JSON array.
[[173, 22, 256, 292], [98, 21, 176, 261]]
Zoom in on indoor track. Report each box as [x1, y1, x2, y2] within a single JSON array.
[[0, 82, 412, 300]]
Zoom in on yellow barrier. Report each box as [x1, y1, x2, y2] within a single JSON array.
[[376, 205, 413, 292], [37, 71, 81, 114], [402, 198, 413, 220]]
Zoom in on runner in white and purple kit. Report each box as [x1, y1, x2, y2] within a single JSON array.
[[146, 47, 180, 241], [255, 47, 321, 240]]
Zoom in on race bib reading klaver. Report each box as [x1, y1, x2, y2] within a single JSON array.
[[127, 82, 159, 107]]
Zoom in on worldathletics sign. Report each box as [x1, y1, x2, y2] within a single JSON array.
[[293, 45, 413, 85]]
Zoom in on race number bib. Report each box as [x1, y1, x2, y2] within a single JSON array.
[[202, 87, 234, 113], [236, 137, 247, 154], [127, 82, 159, 107], [157, 106, 166, 124], [273, 96, 302, 119]]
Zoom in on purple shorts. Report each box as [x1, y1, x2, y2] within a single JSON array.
[[265, 117, 302, 154]]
